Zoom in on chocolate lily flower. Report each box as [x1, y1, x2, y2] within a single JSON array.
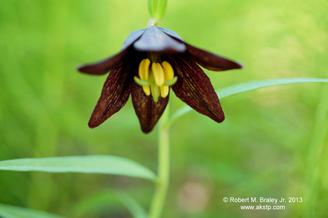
[[78, 26, 242, 133]]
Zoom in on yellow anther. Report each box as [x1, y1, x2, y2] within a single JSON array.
[[143, 86, 151, 96], [151, 62, 165, 86], [136, 59, 175, 100], [160, 86, 169, 98], [162, 61, 174, 80], [138, 59, 150, 80], [137, 59, 151, 96]]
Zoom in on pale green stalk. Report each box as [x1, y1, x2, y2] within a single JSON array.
[[148, 0, 168, 21], [149, 107, 170, 218], [304, 85, 328, 218]]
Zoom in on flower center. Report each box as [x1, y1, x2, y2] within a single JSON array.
[[134, 58, 177, 102]]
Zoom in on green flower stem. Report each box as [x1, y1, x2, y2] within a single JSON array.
[[148, 0, 168, 21], [304, 85, 328, 217], [149, 107, 170, 218]]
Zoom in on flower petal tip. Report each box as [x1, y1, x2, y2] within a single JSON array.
[[77, 65, 89, 73], [88, 119, 100, 128], [213, 112, 225, 123], [77, 64, 100, 75], [140, 126, 153, 134], [211, 59, 243, 71], [233, 62, 243, 70]]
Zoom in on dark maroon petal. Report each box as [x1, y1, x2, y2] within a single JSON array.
[[78, 30, 145, 75], [171, 55, 225, 122], [161, 28, 242, 71], [88, 63, 131, 128], [131, 83, 169, 133], [78, 49, 128, 75], [133, 26, 186, 53], [186, 44, 242, 71]]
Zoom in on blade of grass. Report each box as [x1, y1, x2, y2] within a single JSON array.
[[304, 85, 328, 217], [0, 203, 63, 218], [148, 0, 168, 20], [169, 77, 328, 125], [0, 156, 155, 181], [74, 190, 147, 218]]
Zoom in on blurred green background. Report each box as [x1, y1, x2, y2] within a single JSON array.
[[0, 0, 328, 217]]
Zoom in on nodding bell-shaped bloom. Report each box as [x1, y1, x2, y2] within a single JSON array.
[[78, 26, 242, 133]]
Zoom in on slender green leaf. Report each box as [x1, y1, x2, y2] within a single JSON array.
[[0, 203, 63, 218], [170, 77, 328, 124], [304, 85, 328, 217], [148, 0, 155, 17], [74, 191, 147, 218], [148, 0, 168, 20], [0, 156, 155, 181]]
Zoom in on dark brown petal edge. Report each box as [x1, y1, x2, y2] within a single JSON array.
[[78, 29, 145, 75], [186, 44, 242, 71], [88, 62, 130, 128], [78, 49, 128, 75], [131, 83, 169, 133], [171, 54, 225, 122]]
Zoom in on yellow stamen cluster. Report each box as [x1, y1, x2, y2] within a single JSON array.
[[134, 58, 177, 102]]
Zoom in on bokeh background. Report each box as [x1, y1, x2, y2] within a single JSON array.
[[0, 0, 328, 217]]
